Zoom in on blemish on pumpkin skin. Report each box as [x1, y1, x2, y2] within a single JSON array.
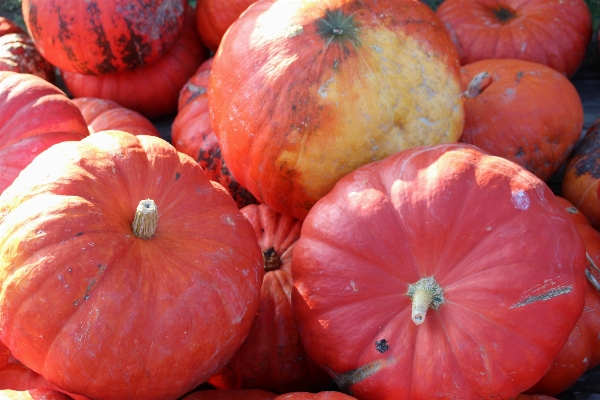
[[175, 172, 181, 181], [327, 358, 395, 394], [510, 285, 572, 309]]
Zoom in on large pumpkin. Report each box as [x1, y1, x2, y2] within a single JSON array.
[[436, 0, 592, 77], [525, 197, 600, 396], [0, 130, 264, 400], [291, 143, 587, 399], [209, 0, 465, 220], [208, 204, 332, 393], [61, 8, 207, 119], [459, 58, 584, 182], [172, 57, 257, 209], [21, 0, 186, 75], [71, 97, 160, 137], [0, 71, 88, 194]]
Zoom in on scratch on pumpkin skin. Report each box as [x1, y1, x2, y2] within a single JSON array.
[[327, 357, 395, 393], [509, 285, 572, 309]]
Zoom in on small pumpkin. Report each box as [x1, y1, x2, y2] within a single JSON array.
[[0, 17, 23, 36], [22, 0, 187, 75], [459, 58, 584, 181], [195, 0, 256, 51], [436, 0, 592, 77], [209, 0, 465, 220], [208, 204, 332, 393], [291, 143, 587, 399], [61, 8, 207, 119], [71, 97, 160, 137], [0, 33, 55, 83], [0, 130, 264, 400], [172, 57, 257, 208], [0, 71, 88, 194], [562, 118, 600, 230]]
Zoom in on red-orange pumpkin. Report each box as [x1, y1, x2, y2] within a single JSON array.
[[0, 33, 55, 83], [525, 197, 600, 395], [562, 118, 600, 230], [22, 0, 186, 75], [209, 0, 465, 220], [436, 0, 592, 77], [459, 58, 584, 182], [0, 130, 264, 400], [195, 0, 256, 51], [182, 389, 277, 400], [273, 392, 356, 400], [0, 71, 88, 194], [172, 57, 257, 209], [61, 8, 207, 119], [71, 97, 160, 137], [0, 388, 73, 400], [291, 143, 587, 399], [0, 17, 23, 36], [208, 204, 332, 393]]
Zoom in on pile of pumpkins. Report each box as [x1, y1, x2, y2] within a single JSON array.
[[0, 0, 599, 399]]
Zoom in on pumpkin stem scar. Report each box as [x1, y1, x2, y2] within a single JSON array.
[[464, 72, 491, 98], [326, 357, 395, 393], [407, 276, 444, 325], [132, 199, 158, 239], [509, 286, 572, 309]]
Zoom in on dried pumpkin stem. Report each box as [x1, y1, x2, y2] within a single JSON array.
[[132, 199, 158, 240], [407, 276, 444, 325], [464, 71, 491, 98]]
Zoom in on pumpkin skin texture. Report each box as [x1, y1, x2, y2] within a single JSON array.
[[71, 97, 160, 137], [0, 33, 55, 83], [0, 71, 88, 195], [291, 143, 587, 399], [436, 0, 592, 77], [525, 197, 600, 396], [172, 57, 258, 209], [562, 119, 600, 230], [208, 204, 332, 393], [273, 393, 356, 400], [21, 0, 186, 75], [195, 0, 256, 51], [209, 0, 465, 221], [459, 59, 583, 182], [182, 389, 277, 400], [61, 8, 207, 119], [0, 130, 264, 400]]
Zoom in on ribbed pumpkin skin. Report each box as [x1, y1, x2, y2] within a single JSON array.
[[0, 131, 264, 400], [525, 197, 600, 395], [459, 59, 583, 182], [61, 8, 207, 119], [0, 33, 55, 83], [172, 58, 257, 209], [562, 119, 600, 230], [291, 143, 587, 399], [22, 0, 186, 75], [209, 0, 464, 221], [71, 97, 160, 137], [436, 0, 592, 77], [208, 204, 332, 393], [0, 71, 88, 194], [195, 0, 256, 51]]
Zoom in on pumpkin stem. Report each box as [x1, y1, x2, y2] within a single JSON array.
[[492, 6, 516, 23], [464, 72, 491, 98], [132, 199, 158, 240], [407, 276, 444, 325], [263, 247, 282, 272]]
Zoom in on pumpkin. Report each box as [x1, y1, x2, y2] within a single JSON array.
[[195, 0, 256, 51], [61, 7, 207, 119], [208, 204, 332, 393], [459, 58, 584, 182], [0, 17, 23, 36], [71, 97, 160, 137], [436, 0, 592, 77], [172, 57, 257, 209], [524, 197, 600, 396], [0, 33, 55, 83], [0, 71, 88, 194], [0, 130, 264, 400], [291, 143, 587, 399], [208, 0, 465, 220], [0, 389, 73, 400], [512, 396, 557, 400], [273, 392, 356, 400], [562, 118, 600, 230], [182, 389, 277, 400], [21, 0, 186, 75]]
